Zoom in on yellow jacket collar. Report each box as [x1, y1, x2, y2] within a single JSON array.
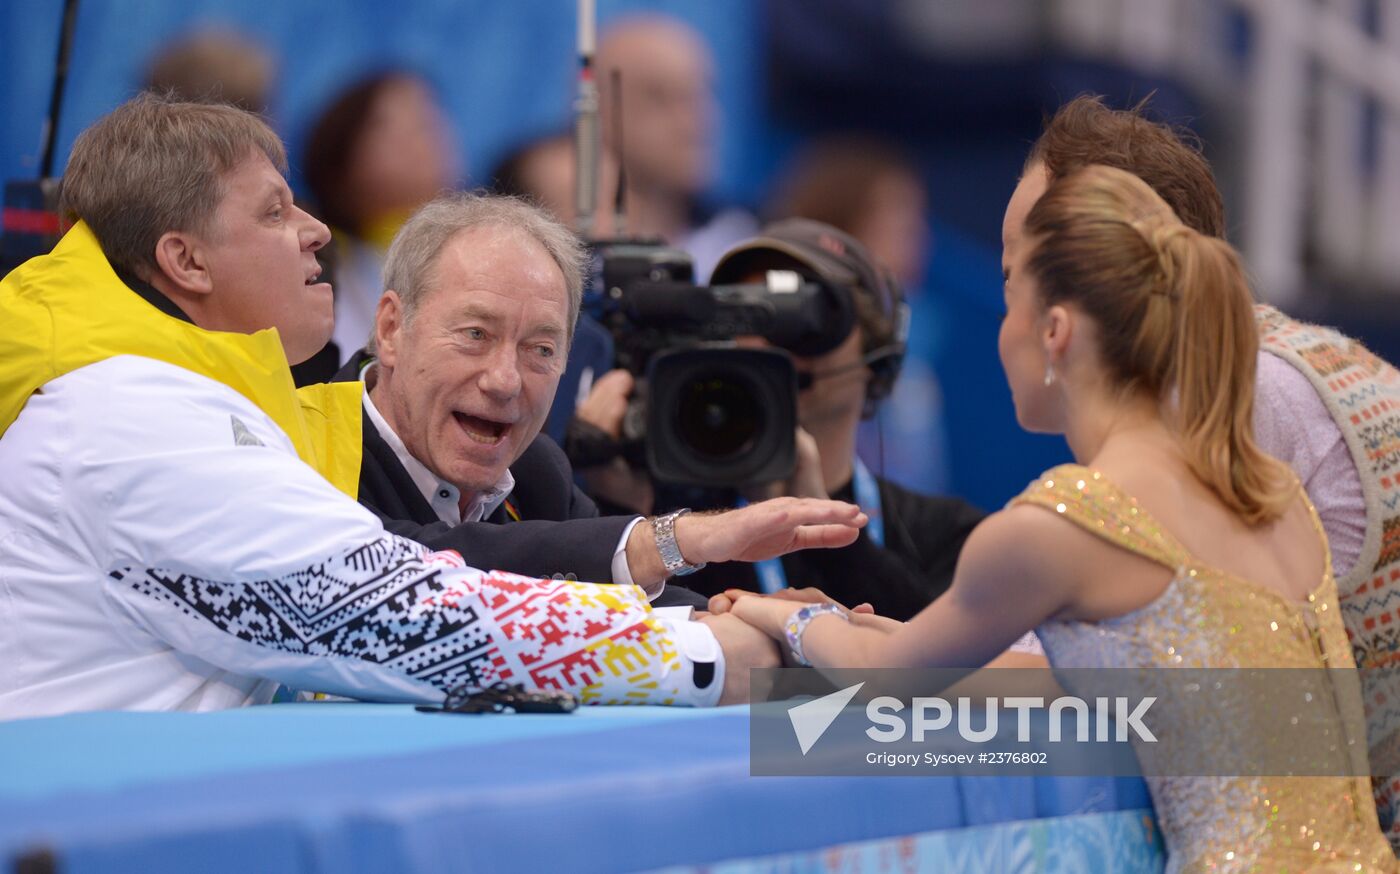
[[0, 222, 362, 496]]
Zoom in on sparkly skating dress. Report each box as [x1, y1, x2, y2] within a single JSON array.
[[1015, 464, 1396, 873]]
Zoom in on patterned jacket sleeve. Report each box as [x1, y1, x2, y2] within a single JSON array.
[[68, 358, 696, 705]]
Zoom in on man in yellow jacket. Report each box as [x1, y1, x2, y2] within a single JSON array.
[[0, 94, 865, 719]]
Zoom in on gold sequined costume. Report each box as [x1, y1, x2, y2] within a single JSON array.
[[1016, 464, 1397, 873]]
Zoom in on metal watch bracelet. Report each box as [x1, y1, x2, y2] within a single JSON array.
[[653, 508, 706, 577]]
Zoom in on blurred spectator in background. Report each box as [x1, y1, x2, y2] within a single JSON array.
[[492, 133, 580, 225], [768, 135, 950, 494], [490, 131, 618, 235], [144, 29, 275, 113], [595, 15, 755, 278], [768, 136, 929, 287], [303, 71, 461, 375]]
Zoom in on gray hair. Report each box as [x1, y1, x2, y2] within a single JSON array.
[[369, 192, 586, 353]]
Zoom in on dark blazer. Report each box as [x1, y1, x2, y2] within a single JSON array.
[[336, 351, 634, 583], [335, 352, 709, 610]]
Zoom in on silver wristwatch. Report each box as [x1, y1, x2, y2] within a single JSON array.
[[652, 508, 706, 577]]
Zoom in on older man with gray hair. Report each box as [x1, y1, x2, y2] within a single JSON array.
[[337, 191, 869, 606]]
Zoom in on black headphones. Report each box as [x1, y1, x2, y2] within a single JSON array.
[[842, 241, 909, 417], [857, 306, 910, 416]]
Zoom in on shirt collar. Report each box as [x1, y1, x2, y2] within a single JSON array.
[[360, 362, 514, 527]]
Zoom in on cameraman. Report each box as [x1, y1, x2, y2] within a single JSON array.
[[575, 220, 985, 620]]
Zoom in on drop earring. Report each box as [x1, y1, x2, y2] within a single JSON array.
[[1044, 363, 1056, 387]]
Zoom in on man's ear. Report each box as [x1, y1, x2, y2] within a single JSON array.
[[152, 231, 214, 296], [1042, 303, 1072, 367], [375, 290, 405, 367]]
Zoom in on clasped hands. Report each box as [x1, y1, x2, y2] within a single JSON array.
[[708, 585, 901, 662], [692, 585, 896, 705]]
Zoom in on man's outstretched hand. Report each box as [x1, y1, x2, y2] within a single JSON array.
[[681, 497, 866, 564], [625, 498, 866, 587]]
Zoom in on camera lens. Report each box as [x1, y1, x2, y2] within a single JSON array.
[[675, 375, 762, 460], [646, 346, 797, 487]]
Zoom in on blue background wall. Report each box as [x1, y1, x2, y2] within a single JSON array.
[[1, 0, 1072, 511], [1, 0, 783, 206]]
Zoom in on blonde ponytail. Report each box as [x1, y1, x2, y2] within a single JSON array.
[[1025, 164, 1295, 524], [1159, 229, 1293, 524]]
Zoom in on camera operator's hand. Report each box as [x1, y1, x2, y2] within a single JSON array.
[[583, 458, 655, 516], [624, 498, 866, 588], [575, 369, 633, 438], [574, 369, 654, 515], [786, 428, 828, 498], [744, 427, 827, 502]]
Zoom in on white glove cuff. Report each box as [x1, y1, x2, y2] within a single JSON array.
[[653, 615, 725, 708]]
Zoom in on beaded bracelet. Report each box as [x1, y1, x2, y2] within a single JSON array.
[[783, 603, 850, 666]]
